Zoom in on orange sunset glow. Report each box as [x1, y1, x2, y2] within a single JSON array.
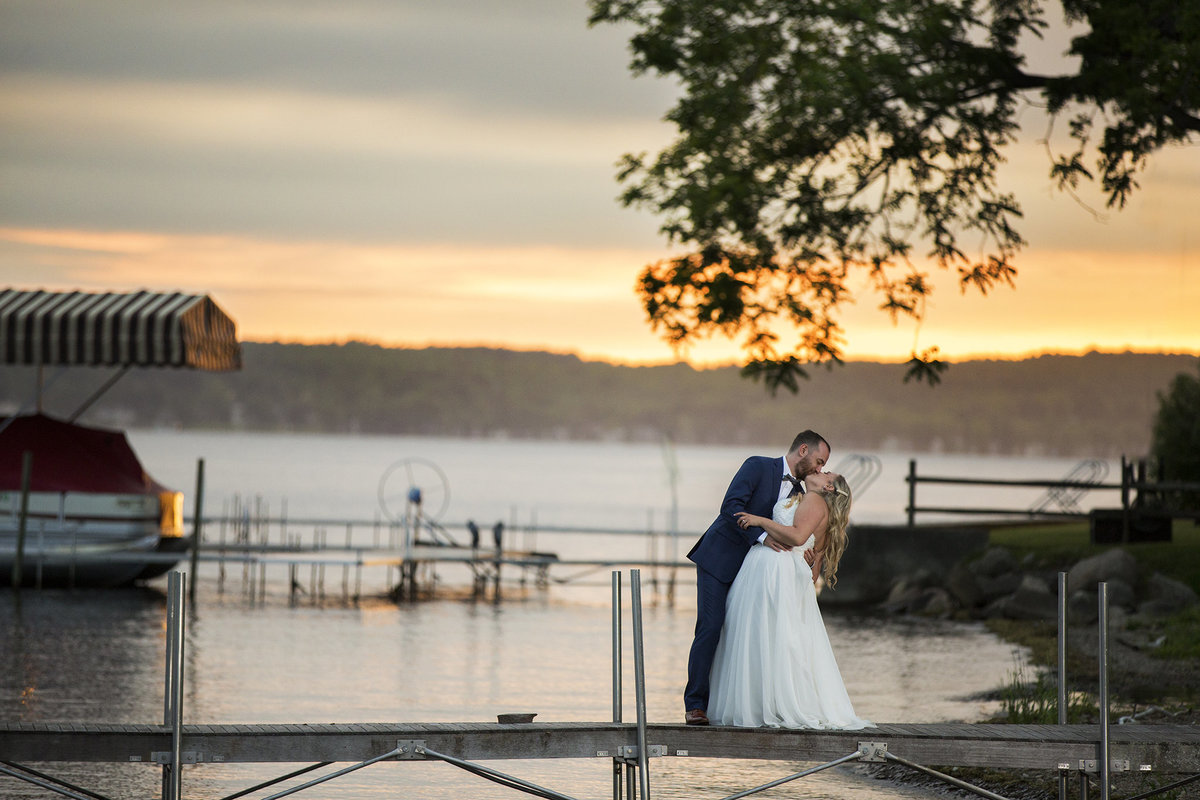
[[1, 3, 1197, 367]]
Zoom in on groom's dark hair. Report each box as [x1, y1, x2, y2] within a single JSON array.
[[789, 430, 830, 456]]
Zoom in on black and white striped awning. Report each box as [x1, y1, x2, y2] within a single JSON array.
[[0, 289, 242, 371]]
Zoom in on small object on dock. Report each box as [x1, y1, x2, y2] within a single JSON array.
[[497, 713, 536, 724]]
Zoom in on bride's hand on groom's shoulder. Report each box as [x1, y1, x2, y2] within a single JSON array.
[[735, 512, 792, 550], [735, 511, 762, 530]]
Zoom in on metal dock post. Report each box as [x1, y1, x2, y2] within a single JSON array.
[[162, 571, 186, 800], [1099, 582, 1110, 800], [630, 569, 650, 799], [1058, 571, 1068, 800], [188, 458, 205, 603], [612, 570, 623, 800]]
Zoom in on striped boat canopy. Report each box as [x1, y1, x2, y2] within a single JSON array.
[[0, 289, 242, 371]]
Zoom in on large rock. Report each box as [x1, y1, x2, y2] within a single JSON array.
[[1067, 549, 1138, 593], [883, 582, 926, 614], [1002, 574, 1059, 620], [882, 582, 959, 617], [977, 571, 1022, 602], [1137, 573, 1199, 616], [1108, 605, 1129, 631], [1068, 589, 1099, 624], [916, 587, 955, 618], [972, 547, 1018, 578], [1066, 579, 1136, 615], [1105, 578, 1137, 610], [945, 562, 984, 608]]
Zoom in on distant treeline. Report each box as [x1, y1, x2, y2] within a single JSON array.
[[2, 344, 1196, 458]]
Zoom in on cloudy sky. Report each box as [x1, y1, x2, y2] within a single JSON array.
[[1, 0, 1197, 365]]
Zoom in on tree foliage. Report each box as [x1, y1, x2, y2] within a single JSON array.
[[1151, 362, 1200, 507], [589, 0, 1199, 390]]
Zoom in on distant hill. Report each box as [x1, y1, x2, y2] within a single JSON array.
[[1, 344, 1195, 458]]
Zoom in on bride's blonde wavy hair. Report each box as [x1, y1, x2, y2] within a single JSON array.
[[818, 475, 853, 589]]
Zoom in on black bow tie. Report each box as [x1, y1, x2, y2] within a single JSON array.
[[784, 474, 805, 497]]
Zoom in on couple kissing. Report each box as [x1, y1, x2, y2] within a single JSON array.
[[683, 430, 873, 730]]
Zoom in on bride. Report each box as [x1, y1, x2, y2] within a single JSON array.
[[706, 471, 873, 729]]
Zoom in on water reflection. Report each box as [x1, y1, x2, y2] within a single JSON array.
[[1, 588, 168, 724], [0, 583, 1025, 799]]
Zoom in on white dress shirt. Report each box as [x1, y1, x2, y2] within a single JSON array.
[[758, 456, 803, 544]]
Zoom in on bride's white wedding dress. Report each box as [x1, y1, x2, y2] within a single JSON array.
[[707, 496, 873, 729]]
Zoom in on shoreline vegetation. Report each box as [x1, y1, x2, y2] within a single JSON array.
[[1, 345, 1196, 458], [869, 520, 1200, 798]]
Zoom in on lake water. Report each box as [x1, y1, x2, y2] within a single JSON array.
[[2, 432, 1118, 799], [124, 430, 1122, 532]]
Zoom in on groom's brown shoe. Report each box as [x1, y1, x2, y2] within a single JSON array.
[[685, 709, 709, 726]]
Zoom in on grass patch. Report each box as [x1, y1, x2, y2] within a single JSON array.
[[999, 659, 1092, 724], [1155, 606, 1200, 660], [984, 618, 1058, 664], [1123, 523, 1200, 594], [985, 618, 1097, 678], [988, 521, 1094, 567], [988, 520, 1200, 593]]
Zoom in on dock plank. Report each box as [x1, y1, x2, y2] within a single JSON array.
[[1, 721, 1197, 774]]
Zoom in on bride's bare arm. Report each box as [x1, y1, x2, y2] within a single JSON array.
[[810, 525, 828, 580], [735, 495, 827, 547]]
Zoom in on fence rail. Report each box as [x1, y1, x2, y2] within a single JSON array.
[[904, 457, 1200, 530]]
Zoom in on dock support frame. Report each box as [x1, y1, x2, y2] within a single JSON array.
[[715, 749, 864, 800], [216, 762, 332, 800], [0, 762, 111, 800], [255, 747, 403, 800], [411, 745, 585, 800]]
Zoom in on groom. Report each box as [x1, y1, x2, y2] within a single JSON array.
[[683, 430, 831, 725]]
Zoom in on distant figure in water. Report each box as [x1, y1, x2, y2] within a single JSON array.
[[467, 520, 480, 550], [492, 521, 504, 553]]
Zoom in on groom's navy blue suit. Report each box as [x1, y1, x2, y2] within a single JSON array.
[[684, 455, 791, 713]]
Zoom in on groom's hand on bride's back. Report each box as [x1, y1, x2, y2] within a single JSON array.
[[764, 535, 792, 552]]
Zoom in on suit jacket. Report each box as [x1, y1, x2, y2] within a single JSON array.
[[687, 455, 785, 583]]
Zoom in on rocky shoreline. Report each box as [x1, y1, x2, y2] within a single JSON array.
[[878, 542, 1200, 701], [882, 545, 1200, 692], [864, 544, 1200, 797], [882, 546, 1198, 629]]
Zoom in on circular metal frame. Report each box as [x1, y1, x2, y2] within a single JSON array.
[[377, 457, 451, 522]]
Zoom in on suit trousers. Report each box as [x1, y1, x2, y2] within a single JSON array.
[[683, 564, 733, 712]]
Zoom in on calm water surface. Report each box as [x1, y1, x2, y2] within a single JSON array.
[[1, 585, 1022, 799], [0, 432, 1076, 799]]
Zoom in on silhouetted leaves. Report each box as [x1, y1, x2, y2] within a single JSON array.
[[590, 0, 1199, 391], [903, 349, 949, 386]]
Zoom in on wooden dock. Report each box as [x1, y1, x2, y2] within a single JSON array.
[[3, 720, 1198, 774]]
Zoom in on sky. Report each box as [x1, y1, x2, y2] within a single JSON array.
[[1, 0, 1197, 366]]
